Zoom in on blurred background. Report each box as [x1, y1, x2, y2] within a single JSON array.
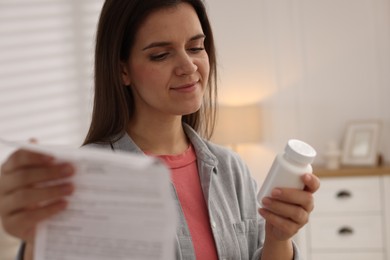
[[1, 0, 390, 259], [0, 0, 105, 258]]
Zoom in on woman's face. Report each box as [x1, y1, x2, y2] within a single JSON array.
[[122, 3, 210, 120]]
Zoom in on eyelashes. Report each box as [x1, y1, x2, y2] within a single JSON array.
[[189, 47, 205, 53], [149, 47, 205, 61], [150, 53, 169, 61]]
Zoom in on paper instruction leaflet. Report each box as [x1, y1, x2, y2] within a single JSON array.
[[0, 140, 177, 260]]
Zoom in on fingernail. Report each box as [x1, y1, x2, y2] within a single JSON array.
[[63, 184, 74, 194], [272, 188, 282, 197], [262, 197, 271, 206], [258, 208, 267, 217]]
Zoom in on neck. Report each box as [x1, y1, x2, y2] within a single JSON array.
[[127, 115, 189, 155]]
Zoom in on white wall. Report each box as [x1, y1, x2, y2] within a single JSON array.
[[207, 0, 390, 183]]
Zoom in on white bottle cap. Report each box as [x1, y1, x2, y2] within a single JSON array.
[[285, 139, 317, 165]]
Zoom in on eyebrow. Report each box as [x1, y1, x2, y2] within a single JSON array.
[[142, 34, 206, 51]]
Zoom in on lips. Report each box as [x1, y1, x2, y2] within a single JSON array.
[[171, 81, 199, 92], [172, 81, 199, 90]]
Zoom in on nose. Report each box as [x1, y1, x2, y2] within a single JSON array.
[[174, 53, 197, 76]]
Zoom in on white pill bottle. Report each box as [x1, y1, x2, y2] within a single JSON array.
[[257, 139, 317, 206]]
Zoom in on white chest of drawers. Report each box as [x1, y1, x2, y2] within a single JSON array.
[[299, 166, 390, 260]]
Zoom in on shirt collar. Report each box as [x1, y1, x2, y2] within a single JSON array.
[[109, 123, 218, 167]]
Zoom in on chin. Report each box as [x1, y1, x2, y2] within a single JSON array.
[[177, 103, 202, 116]]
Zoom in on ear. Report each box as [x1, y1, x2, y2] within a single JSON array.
[[120, 62, 131, 86]]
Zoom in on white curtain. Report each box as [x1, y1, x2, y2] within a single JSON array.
[[0, 1, 104, 258]]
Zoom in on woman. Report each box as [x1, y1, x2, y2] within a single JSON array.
[[0, 0, 320, 259]]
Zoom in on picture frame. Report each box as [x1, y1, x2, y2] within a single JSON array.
[[341, 120, 382, 166]]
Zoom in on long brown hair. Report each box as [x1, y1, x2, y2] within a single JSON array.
[[83, 0, 218, 145]]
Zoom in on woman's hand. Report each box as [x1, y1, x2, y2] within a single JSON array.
[[0, 149, 75, 244], [259, 173, 320, 241]]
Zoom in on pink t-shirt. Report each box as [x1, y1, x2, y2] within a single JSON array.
[[148, 145, 218, 260]]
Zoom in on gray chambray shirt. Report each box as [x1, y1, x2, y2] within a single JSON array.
[[16, 124, 301, 260]]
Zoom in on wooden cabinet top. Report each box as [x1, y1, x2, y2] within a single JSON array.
[[313, 165, 390, 178]]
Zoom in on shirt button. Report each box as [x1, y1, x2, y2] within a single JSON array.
[[211, 221, 216, 229]]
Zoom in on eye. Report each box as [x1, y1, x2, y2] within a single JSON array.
[[188, 47, 205, 53], [150, 52, 169, 61]]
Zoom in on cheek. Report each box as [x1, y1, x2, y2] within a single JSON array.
[[131, 64, 166, 88], [199, 57, 210, 82]]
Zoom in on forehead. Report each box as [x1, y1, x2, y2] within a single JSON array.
[[134, 3, 203, 44]]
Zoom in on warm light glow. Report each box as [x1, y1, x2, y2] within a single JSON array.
[[212, 103, 262, 146]]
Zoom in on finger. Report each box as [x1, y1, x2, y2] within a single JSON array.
[[259, 208, 300, 238], [261, 197, 309, 225], [302, 173, 320, 193], [269, 188, 314, 213], [0, 163, 74, 194], [1, 149, 54, 173], [2, 199, 68, 241], [28, 138, 38, 144], [1, 183, 74, 215]]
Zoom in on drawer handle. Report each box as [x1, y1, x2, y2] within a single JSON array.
[[336, 190, 352, 199], [338, 226, 354, 236]]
